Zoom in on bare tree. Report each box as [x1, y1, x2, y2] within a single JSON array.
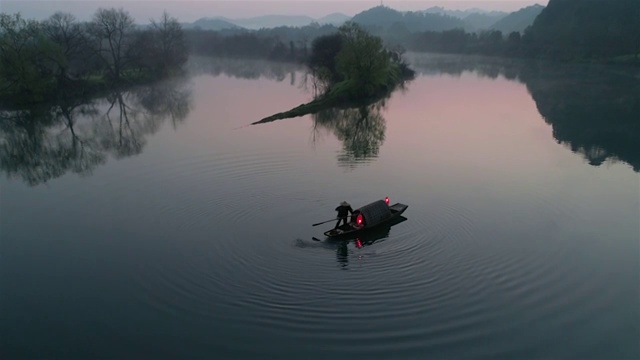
[[89, 7, 135, 82], [0, 13, 54, 99], [43, 12, 88, 81], [149, 11, 187, 74]]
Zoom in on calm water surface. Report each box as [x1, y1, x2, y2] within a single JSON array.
[[1, 54, 638, 359]]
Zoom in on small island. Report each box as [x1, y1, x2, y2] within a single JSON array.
[[252, 22, 415, 125]]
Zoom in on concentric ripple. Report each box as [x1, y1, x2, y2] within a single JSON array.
[[91, 124, 637, 360], [128, 150, 634, 359]]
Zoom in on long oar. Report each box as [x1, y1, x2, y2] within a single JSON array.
[[312, 217, 345, 227]]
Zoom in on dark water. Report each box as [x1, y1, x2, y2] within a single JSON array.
[[1, 54, 638, 359]]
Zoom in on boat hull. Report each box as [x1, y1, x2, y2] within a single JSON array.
[[323, 203, 408, 238]]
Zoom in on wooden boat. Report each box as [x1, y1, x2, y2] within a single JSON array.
[[323, 198, 408, 238]]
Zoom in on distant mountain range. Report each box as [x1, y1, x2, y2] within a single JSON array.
[[316, 13, 352, 26], [183, 18, 242, 31], [183, 13, 351, 31], [349, 5, 541, 34], [423, 6, 507, 20], [181, 5, 544, 33]]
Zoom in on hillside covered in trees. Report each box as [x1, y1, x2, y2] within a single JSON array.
[[349, 6, 466, 33], [525, 0, 640, 60], [489, 4, 544, 34], [184, 1, 639, 64]]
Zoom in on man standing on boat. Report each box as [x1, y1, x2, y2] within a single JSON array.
[[334, 201, 354, 229]]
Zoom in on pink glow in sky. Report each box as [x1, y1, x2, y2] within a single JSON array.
[[2, 0, 548, 22]]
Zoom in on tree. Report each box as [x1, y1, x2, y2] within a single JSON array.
[[0, 13, 57, 102], [336, 22, 394, 97], [89, 7, 135, 82], [43, 12, 88, 82], [149, 11, 187, 75], [506, 31, 522, 55], [307, 32, 343, 87]]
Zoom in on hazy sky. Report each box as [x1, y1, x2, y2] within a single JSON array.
[[2, 0, 549, 23]]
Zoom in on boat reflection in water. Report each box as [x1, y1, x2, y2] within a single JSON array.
[[304, 215, 407, 269]]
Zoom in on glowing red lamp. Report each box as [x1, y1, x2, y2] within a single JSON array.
[[385, 197, 390, 206]]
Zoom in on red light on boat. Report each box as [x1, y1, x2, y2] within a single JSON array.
[[385, 197, 389, 205], [356, 214, 363, 225]]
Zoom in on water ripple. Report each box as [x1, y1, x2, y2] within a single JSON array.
[[127, 145, 633, 359]]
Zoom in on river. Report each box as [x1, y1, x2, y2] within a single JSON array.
[[1, 54, 638, 359]]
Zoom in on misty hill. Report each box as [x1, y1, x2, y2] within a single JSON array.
[[183, 18, 242, 31], [528, 0, 640, 58], [316, 13, 351, 26], [463, 12, 508, 31], [216, 15, 314, 29], [351, 6, 466, 33], [423, 6, 508, 31], [489, 4, 544, 34], [423, 6, 506, 19], [184, 13, 350, 31]]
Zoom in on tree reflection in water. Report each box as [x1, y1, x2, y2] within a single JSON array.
[[522, 66, 640, 172], [407, 53, 640, 172], [0, 102, 105, 186], [199, 56, 406, 169], [187, 56, 302, 83], [0, 79, 192, 186]]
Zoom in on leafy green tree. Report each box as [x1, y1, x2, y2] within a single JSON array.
[[335, 21, 396, 97], [306, 32, 343, 92]]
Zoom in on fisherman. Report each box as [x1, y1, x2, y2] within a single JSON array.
[[334, 201, 354, 229]]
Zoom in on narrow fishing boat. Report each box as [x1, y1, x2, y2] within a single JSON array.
[[323, 197, 408, 238]]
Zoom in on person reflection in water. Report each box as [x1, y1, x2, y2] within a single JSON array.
[[334, 201, 354, 229]]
